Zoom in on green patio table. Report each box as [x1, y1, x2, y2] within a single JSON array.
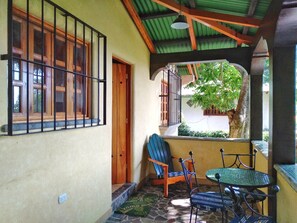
[[206, 168, 275, 216], [205, 168, 274, 189]]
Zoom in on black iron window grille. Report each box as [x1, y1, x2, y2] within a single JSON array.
[[3, 0, 107, 135], [159, 68, 181, 126], [203, 105, 227, 116]]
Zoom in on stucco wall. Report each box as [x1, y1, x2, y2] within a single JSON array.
[[182, 90, 270, 132], [161, 137, 250, 181], [276, 172, 297, 223], [254, 145, 269, 215], [181, 96, 229, 132], [0, 0, 160, 222]]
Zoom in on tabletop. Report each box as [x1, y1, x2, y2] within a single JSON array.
[[206, 168, 275, 189]]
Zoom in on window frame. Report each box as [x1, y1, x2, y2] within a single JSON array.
[[12, 8, 92, 121], [160, 79, 168, 126], [159, 68, 181, 127], [5, 1, 107, 135]]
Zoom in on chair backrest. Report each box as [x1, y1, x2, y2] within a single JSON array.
[[147, 134, 174, 177], [220, 148, 257, 170], [215, 173, 279, 223], [179, 151, 198, 194]]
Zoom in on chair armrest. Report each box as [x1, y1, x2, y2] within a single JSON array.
[[148, 158, 168, 167], [172, 156, 192, 163], [190, 187, 200, 195]]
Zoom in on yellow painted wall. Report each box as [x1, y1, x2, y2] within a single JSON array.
[[276, 173, 297, 223], [254, 145, 297, 221], [254, 146, 269, 215], [162, 137, 250, 181], [0, 0, 161, 222]]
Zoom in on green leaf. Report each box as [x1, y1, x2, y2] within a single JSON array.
[[188, 62, 242, 111]]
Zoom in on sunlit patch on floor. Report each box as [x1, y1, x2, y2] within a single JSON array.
[[171, 198, 191, 207]]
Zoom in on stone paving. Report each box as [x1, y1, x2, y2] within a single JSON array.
[[106, 182, 226, 223]]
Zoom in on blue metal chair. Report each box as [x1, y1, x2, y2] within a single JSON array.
[[179, 152, 233, 223], [215, 173, 279, 223], [147, 133, 190, 197]]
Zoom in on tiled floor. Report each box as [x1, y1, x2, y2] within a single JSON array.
[[106, 182, 225, 223], [112, 184, 124, 193]]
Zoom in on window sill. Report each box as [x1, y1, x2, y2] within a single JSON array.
[[274, 164, 297, 192], [252, 140, 268, 159], [1, 118, 99, 133], [252, 140, 297, 192]]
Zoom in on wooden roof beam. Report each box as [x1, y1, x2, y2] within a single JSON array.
[[154, 35, 234, 48], [187, 64, 194, 78], [186, 17, 197, 50], [153, 0, 261, 28], [150, 47, 254, 80], [193, 64, 199, 80], [122, 0, 156, 53], [195, 18, 254, 44]]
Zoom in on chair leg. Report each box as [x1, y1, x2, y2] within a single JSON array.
[[164, 181, 168, 197], [224, 210, 228, 223], [195, 208, 198, 222], [190, 206, 193, 223], [164, 169, 169, 197]]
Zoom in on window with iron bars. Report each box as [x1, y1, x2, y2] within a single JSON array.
[[203, 105, 227, 116], [3, 0, 106, 135], [160, 69, 181, 126]]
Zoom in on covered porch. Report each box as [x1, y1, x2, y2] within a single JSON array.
[[108, 136, 296, 222], [0, 1, 296, 223]]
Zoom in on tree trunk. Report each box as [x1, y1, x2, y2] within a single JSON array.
[[227, 74, 249, 138]]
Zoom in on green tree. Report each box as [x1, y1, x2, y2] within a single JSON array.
[[186, 62, 249, 138], [263, 58, 269, 84]]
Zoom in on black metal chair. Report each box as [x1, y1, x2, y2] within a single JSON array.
[[220, 148, 266, 213], [179, 152, 233, 223], [215, 173, 279, 223]]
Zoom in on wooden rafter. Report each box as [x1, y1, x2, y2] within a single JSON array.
[[196, 18, 254, 44], [153, 0, 258, 44], [193, 64, 199, 80], [155, 35, 231, 47], [186, 64, 199, 81], [153, 0, 261, 27], [186, 0, 197, 50], [121, 0, 156, 53], [187, 64, 194, 77], [186, 17, 197, 50]]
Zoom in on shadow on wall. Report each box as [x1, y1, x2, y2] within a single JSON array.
[[138, 136, 150, 189]]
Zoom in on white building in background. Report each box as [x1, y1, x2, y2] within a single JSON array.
[[181, 83, 269, 132]]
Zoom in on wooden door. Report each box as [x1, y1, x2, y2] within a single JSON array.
[[112, 62, 128, 184]]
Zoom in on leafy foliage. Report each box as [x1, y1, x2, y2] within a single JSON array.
[[186, 62, 242, 112], [263, 59, 269, 85], [263, 131, 269, 142], [178, 122, 228, 138]]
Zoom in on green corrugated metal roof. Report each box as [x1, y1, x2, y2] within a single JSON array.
[[143, 17, 189, 41], [129, 0, 272, 74], [132, 0, 271, 52]]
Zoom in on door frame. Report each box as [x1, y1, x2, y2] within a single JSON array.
[[112, 56, 132, 183]]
